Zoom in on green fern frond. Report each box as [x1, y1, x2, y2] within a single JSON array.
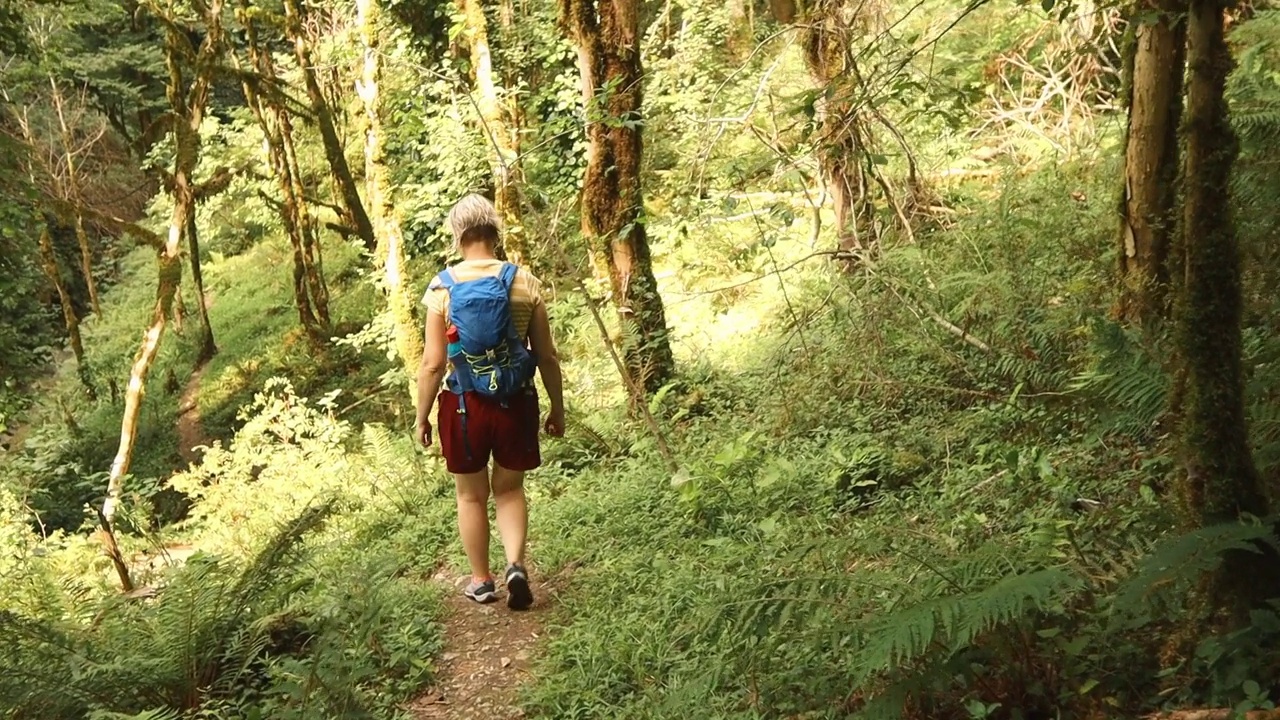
[[1111, 519, 1280, 628], [87, 709, 184, 720], [1069, 319, 1169, 436], [853, 567, 1082, 683]]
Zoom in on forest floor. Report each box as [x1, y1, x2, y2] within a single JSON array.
[[176, 362, 211, 466], [1, 347, 72, 453], [406, 565, 561, 720]]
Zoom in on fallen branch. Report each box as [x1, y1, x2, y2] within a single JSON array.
[[923, 304, 992, 354]]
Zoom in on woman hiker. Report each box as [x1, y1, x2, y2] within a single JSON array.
[[415, 194, 566, 610]]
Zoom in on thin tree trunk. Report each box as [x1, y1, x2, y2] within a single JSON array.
[[282, 0, 376, 253], [38, 222, 85, 363], [283, 109, 332, 328], [72, 215, 101, 317], [49, 75, 104, 318], [103, 0, 221, 545], [1177, 0, 1279, 622], [460, 0, 527, 264], [769, 0, 796, 23], [563, 0, 676, 396], [1117, 0, 1186, 323], [803, 10, 876, 266], [185, 211, 217, 363], [357, 0, 423, 398], [728, 0, 752, 58], [233, 17, 328, 340]]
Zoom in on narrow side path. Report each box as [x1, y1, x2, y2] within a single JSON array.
[[407, 568, 556, 720], [176, 362, 211, 466]]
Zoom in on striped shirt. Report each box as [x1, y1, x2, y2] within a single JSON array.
[[422, 259, 543, 338]]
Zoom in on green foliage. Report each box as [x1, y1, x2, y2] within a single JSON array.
[[0, 502, 337, 717], [5, 2, 1280, 719]]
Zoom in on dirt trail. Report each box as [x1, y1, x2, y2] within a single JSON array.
[[176, 363, 212, 466], [406, 567, 558, 720]]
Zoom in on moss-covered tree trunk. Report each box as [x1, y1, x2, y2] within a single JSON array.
[[728, 0, 753, 59], [460, 0, 527, 264], [1177, 0, 1280, 622], [48, 75, 104, 318], [288, 108, 332, 329], [562, 0, 676, 396], [357, 0, 422, 402], [37, 222, 85, 364], [185, 211, 216, 363], [236, 5, 330, 340], [802, 5, 876, 266], [1117, 0, 1186, 323], [104, 0, 222, 534], [769, 0, 796, 23], [282, 0, 376, 254]]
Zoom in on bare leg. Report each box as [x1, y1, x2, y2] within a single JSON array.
[[454, 469, 492, 581], [491, 464, 527, 567]]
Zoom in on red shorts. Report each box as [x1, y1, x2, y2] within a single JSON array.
[[437, 389, 541, 474]]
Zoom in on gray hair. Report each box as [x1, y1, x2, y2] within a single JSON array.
[[447, 194, 502, 253]]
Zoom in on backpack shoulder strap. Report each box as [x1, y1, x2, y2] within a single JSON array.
[[432, 268, 457, 290], [498, 262, 518, 290]]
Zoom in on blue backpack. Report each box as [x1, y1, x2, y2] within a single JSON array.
[[433, 262, 537, 404]]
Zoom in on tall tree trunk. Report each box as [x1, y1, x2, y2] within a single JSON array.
[[233, 13, 329, 340], [1117, 0, 1186, 323], [563, 0, 676, 396], [1177, 0, 1279, 623], [728, 0, 752, 58], [103, 0, 221, 538], [284, 109, 332, 328], [769, 0, 796, 23], [460, 0, 528, 264], [72, 215, 102, 317], [49, 75, 104, 318], [357, 0, 423, 398], [282, 0, 377, 254], [185, 211, 217, 363], [803, 11, 876, 266], [242, 77, 320, 335], [38, 222, 85, 364]]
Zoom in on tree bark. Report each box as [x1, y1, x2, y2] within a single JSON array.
[[357, 0, 423, 399], [73, 215, 101, 317], [185, 211, 217, 364], [284, 111, 332, 328], [1117, 0, 1186, 323], [460, 0, 528, 264], [234, 7, 329, 340], [1176, 0, 1280, 622], [562, 0, 676, 396], [38, 222, 85, 364], [103, 0, 222, 535], [769, 0, 796, 23], [728, 0, 752, 58], [802, 7, 878, 267], [49, 75, 105, 318], [282, 0, 376, 254]]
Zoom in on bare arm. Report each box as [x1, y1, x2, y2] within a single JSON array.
[[415, 308, 448, 446], [527, 301, 565, 434]]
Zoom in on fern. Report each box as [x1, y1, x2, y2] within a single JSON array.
[[0, 501, 337, 718], [1110, 518, 1280, 629], [87, 710, 184, 720], [1069, 318, 1169, 437], [853, 567, 1082, 684]]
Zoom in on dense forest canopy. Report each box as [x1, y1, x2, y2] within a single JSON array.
[[2, 0, 1280, 717]]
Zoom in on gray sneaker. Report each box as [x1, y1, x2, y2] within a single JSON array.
[[505, 564, 533, 611], [464, 578, 497, 604]]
